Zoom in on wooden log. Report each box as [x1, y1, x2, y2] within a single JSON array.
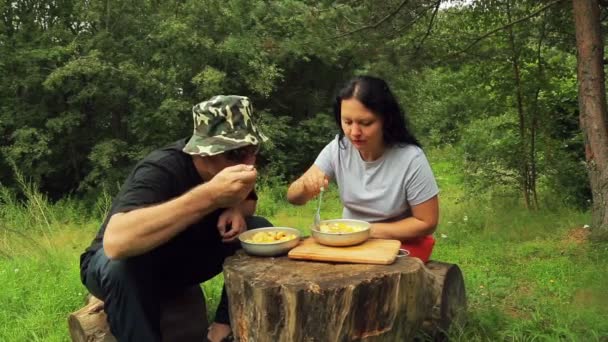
[[68, 286, 208, 342], [223, 251, 466, 341], [421, 261, 467, 340], [68, 295, 115, 342]]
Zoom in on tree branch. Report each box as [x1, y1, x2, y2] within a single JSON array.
[[333, 0, 410, 39], [413, 0, 442, 57], [452, 0, 564, 57], [384, 6, 429, 40]]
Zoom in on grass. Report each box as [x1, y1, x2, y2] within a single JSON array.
[[1, 150, 607, 341]]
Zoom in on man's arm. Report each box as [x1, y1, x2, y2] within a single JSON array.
[[103, 184, 218, 260], [237, 198, 256, 216], [104, 164, 257, 260]]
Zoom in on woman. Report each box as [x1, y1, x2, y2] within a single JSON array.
[[287, 75, 439, 262]]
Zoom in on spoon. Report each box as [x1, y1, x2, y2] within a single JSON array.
[[313, 187, 325, 228]]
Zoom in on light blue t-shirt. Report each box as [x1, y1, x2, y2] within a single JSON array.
[[314, 136, 439, 223]]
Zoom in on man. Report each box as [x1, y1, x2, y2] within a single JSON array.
[[79, 95, 270, 341]]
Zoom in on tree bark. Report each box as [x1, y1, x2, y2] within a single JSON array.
[[506, 0, 532, 210], [224, 252, 466, 341], [572, 0, 608, 238]]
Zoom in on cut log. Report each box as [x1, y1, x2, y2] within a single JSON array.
[[224, 251, 466, 341], [68, 286, 208, 342], [68, 295, 115, 342], [421, 261, 467, 340]]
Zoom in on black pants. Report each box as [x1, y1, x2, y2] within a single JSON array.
[[81, 216, 272, 342]]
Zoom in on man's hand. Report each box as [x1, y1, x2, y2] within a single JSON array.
[[217, 207, 247, 243], [190, 164, 257, 209]]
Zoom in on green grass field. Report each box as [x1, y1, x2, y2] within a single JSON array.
[[1, 150, 607, 341]]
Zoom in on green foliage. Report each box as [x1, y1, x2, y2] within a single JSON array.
[[80, 139, 131, 193], [543, 147, 590, 209], [460, 113, 521, 196], [402, 6, 589, 210], [402, 66, 491, 147], [254, 175, 289, 219], [259, 112, 336, 180], [0, 0, 364, 197], [192, 67, 227, 100], [0, 0, 591, 212]]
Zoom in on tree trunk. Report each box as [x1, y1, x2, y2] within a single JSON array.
[[506, 0, 532, 210], [572, 0, 608, 238], [531, 15, 548, 211], [223, 252, 466, 341]]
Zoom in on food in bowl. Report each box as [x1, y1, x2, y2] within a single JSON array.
[[319, 222, 366, 234], [243, 230, 297, 243], [312, 219, 371, 247], [239, 227, 301, 257]]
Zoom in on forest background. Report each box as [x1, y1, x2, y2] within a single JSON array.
[[1, 0, 607, 340]]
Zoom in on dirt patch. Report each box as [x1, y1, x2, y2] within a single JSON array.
[[515, 284, 532, 296], [503, 284, 533, 319], [504, 305, 529, 319], [572, 288, 608, 310], [564, 226, 590, 244]]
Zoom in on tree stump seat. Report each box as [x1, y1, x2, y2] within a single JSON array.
[[224, 251, 466, 341], [67, 285, 209, 342]]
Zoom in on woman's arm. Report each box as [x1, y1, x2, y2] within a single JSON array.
[[369, 196, 439, 240], [286, 165, 329, 205]]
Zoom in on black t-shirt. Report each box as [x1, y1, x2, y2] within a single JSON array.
[[79, 138, 256, 272]]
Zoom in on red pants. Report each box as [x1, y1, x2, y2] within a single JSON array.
[[401, 235, 435, 263]]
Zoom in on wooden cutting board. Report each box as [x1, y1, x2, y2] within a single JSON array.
[[288, 237, 401, 265]]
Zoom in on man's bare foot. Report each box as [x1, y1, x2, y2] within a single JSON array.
[[207, 322, 232, 342]]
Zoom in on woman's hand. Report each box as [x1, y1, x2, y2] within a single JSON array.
[[298, 168, 328, 197], [287, 165, 329, 205]]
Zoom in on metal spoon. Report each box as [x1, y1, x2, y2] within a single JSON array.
[[313, 187, 325, 228]]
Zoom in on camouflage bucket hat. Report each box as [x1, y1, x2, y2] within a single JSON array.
[[183, 95, 269, 156]]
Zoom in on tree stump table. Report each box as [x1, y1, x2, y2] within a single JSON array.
[[224, 251, 466, 341]]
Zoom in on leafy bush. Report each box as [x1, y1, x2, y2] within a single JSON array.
[[257, 112, 336, 181]]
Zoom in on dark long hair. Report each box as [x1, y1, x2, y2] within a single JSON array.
[[333, 75, 421, 148]]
